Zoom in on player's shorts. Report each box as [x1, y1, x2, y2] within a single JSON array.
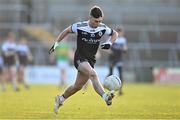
[[3, 55, 16, 67], [57, 60, 69, 69], [18, 55, 28, 66], [74, 52, 95, 70], [0, 66, 3, 74]]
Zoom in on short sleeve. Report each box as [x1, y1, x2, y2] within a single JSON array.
[[2, 43, 7, 52], [71, 23, 78, 33], [124, 38, 127, 44], [105, 25, 113, 36]]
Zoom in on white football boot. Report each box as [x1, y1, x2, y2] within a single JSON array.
[[104, 90, 115, 106], [54, 95, 63, 114]]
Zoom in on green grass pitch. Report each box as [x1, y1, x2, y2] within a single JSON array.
[[0, 83, 180, 119]]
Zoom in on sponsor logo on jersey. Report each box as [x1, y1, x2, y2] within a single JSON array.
[[82, 38, 100, 44], [81, 32, 87, 35]]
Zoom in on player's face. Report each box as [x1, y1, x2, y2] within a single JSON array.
[[89, 16, 103, 28], [8, 33, 16, 43]]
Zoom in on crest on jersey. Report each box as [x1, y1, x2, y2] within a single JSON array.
[[91, 33, 95, 37], [98, 31, 103, 37]]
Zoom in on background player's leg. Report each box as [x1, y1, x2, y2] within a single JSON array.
[[0, 70, 6, 91], [60, 68, 66, 87], [108, 63, 113, 76], [18, 65, 29, 89], [10, 66, 19, 91], [117, 66, 123, 95]]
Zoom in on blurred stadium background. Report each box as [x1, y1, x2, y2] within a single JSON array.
[[0, 0, 180, 81], [0, 0, 180, 119], [1, 0, 180, 84], [0, 0, 180, 83]]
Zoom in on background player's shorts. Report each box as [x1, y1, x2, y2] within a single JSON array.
[[18, 55, 28, 66], [3, 56, 16, 67], [57, 60, 69, 69], [74, 53, 95, 70], [0, 66, 3, 74]]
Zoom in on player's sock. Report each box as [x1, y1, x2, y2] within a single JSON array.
[[59, 95, 65, 103], [102, 93, 107, 100]]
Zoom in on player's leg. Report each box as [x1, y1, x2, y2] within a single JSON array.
[[117, 66, 123, 95], [18, 65, 29, 89], [10, 66, 19, 91], [1, 67, 8, 91], [60, 68, 66, 87], [0, 68, 6, 92], [62, 71, 89, 99], [54, 71, 89, 113], [107, 61, 116, 78], [78, 62, 105, 96], [108, 62, 114, 76], [57, 61, 68, 87], [79, 62, 115, 105]]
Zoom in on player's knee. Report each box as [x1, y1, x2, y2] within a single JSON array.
[[89, 70, 97, 80]]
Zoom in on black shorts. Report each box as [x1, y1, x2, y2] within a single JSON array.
[[74, 53, 95, 70], [0, 67, 3, 73], [3, 55, 16, 67], [18, 55, 28, 66]]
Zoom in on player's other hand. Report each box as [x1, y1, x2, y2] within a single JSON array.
[[49, 42, 59, 54], [101, 41, 112, 49]]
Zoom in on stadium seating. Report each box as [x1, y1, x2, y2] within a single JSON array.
[[0, 0, 180, 81]]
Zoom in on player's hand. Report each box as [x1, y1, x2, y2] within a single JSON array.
[[49, 42, 59, 54], [101, 41, 112, 49]]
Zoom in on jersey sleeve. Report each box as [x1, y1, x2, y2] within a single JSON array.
[[105, 25, 113, 36], [123, 37, 127, 44], [2, 43, 7, 52], [71, 22, 78, 33]]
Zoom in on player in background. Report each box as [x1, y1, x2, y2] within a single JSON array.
[[49, 6, 118, 114], [16, 37, 33, 89], [107, 26, 128, 95], [0, 53, 5, 92], [1, 32, 19, 91], [50, 40, 73, 88]]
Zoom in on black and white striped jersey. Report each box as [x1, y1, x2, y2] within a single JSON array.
[[16, 44, 30, 56], [1, 41, 17, 66], [0, 56, 3, 67], [2, 41, 17, 55], [71, 20, 113, 62]]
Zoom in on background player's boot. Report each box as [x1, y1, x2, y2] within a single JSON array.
[[54, 95, 63, 114]]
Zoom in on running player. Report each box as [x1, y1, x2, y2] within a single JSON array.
[[107, 26, 128, 95], [1, 32, 19, 91], [49, 6, 118, 114], [55, 41, 72, 87], [16, 37, 33, 89], [0, 53, 5, 92]]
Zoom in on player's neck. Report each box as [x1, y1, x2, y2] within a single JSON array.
[[88, 20, 96, 29]]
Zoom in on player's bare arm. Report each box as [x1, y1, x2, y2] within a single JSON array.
[[101, 30, 118, 49], [110, 30, 118, 43], [49, 26, 72, 54], [56, 26, 72, 43]]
